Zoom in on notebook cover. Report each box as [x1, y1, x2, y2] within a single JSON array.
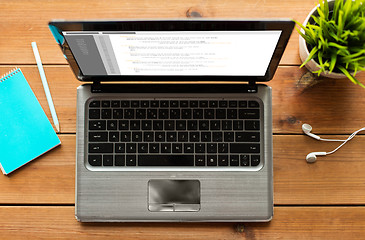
[[0, 68, 61, 175]]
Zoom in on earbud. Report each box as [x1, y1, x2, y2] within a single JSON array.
[[302, 124, 321, 140], [306, 152, 327, 163], [303, 123, 365, 163]]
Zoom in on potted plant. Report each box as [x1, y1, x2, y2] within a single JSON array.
[[296, 0, 365, 87]]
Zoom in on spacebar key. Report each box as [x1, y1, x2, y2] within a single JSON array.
[[138, 155, 194, 166], [230, 143, 260, 153]]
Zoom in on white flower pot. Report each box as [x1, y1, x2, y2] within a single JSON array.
[[298, 0, 347, 79]]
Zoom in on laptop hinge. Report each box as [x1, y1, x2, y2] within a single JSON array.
[[247, 81, 258, 93], [91, 80, 102, 93]]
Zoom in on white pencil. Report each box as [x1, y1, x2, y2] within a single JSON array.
[[31, 42, 60, 133]]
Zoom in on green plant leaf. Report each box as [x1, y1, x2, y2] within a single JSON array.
[[338, 65, 365, 88], [300, 46, 319, 68]]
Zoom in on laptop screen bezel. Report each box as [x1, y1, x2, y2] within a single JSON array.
[[49, 19, 294, 82]]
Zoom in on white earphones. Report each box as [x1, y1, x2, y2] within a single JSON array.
[[302, 123, 365, 163]]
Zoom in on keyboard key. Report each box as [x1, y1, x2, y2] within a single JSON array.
[[207, 143, 217, 153], [181, 109, 192, 119], [141, 101, 149, 108], [190, 101, 199, 108], [170, 100, 179, 107], [195, 155, 205, 166], [161, 143, 171, 153], [126, 155, 137, 166], [155, 132, 165, 142], [201, 132, 211, 142], [107, 120, 118, 130], [138, 155, 194, 166], [103, 155, 113, 166], [151, 101, 159, 108], [130, 120, 140, 130], [102, 101, 110, 108], [115, 143, 125, 153], [124, 109, 134, 119], [101, 109, 112, 119], [209, 101, 218, 108], [239, 101, 247, 108], [189, 132, 200, 142], [180, 101, 189, 107], [230, 155, 239, 166], [89, 100, 100, 107], [235, 132, 260, 142], [132, 132, 142, 142], [230, 143, 260, 153], [178, 132, 188, 142], [229, 101, 237, 107], [89, 109, 100, 119], [233, 120, 244, 130], [141, 120, 152, 130], [193, 109, 203, 119], [119, 120, 129, 130], [172, 143, 183, 153], [212, 132, 223, 142], [239, 109, 260, 119], [121, 101, 130, 108], [111, 100, 120, 108], [153, 120, 163, 130], [227, 109, 237, 119], [207, 155, 217, 166], [126, 143, 137, 153], [89, 155, 102, 166], [216, 109, 226, 119], [89, 143, 113, 153], [136, 109, 146, 119], [147, 109, 158, 119], [245, 120, 260, 130], [218, 143, 228, 153], [167, 132, 177, 142], [210, 120, 220, 130], [138, 143, 148, 153], [222, 120, 232, 130], [131, 101, 139, 108], [195, 143, 205, 153], [164, 120, 175, 130], [160, 101, 169, 108], [224, 132, 234, 142], [218, 155, 229, 166], [219, 101, 228, 107], [184, 143, 194, 153], [144, 132, 154, 142], [204, 109, 214, 119], [159, 109, 169, 119], [176, 120, 186, 130], [149, 143, 159, 153], [240, 155, 250, 166], [109, 132, 119, 142], [248, 101, 260, 108], [199, 120, 209, 130], [251, 155, 260, 166], [121, 132, 131, 142], [89, 132, 108, 142], [170, 109, 180, 119], [187, 120, 198, 130], [115, 155, 125, 166], [199, 101, 208, 108]]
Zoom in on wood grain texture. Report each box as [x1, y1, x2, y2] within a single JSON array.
[[0, 0, 321, 65], [1, 135, 364, 205], [1, 66, 364, 134], [0, 206, 364, 240]]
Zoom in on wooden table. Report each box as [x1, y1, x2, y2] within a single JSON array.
[[1, 0, 365, 239]]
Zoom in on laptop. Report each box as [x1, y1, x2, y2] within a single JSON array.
[[49, 19, 294, 222]]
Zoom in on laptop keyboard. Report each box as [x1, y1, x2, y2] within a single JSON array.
[[87, 99, 261, 168]]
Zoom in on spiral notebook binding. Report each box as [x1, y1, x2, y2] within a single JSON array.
[[0, 68, 20, 83]]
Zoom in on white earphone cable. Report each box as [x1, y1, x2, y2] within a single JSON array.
[[326, 127, 365, 155]]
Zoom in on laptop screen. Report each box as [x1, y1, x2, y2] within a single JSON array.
[[63, 31, 282, 76]]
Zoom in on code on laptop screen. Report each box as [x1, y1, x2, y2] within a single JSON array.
[[64, 31, 282, 76]]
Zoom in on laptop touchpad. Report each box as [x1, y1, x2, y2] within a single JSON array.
[[148, 180, 200, 212]]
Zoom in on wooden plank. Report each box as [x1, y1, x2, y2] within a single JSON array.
[[0, 0, 320, 65], [0, 206, 364, 239], [1, 135, 364, 205], [1, 66, 364, 134]]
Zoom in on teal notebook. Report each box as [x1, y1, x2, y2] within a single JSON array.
[[0, 68, 61, 175]]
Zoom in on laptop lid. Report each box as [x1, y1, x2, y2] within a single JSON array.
[[49, 19, 294, 82]]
